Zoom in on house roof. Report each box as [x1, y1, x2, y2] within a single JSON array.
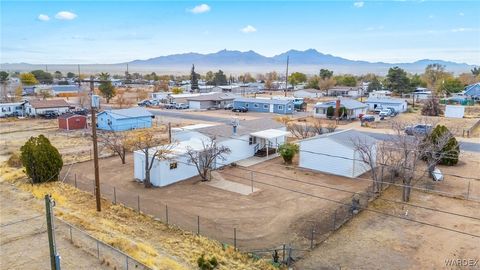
[[195, 118, 285, 140], [465, 83, 480, 97], [58, 113, 86, 119], [98, 107, 153, 120], [52, 85, 81, 92], [300, 129, 377, 149], [186, 93, 237, 101], [250, 129, 290, 140], [234, 97, 292, 105], [28, 99, 71, 109], [365, 98, 407, 105], [314, 99, 367, 109]]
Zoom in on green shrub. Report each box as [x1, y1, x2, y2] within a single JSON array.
[[7, 152, 22, 168], [326, 106, 334, 118], [197, 254, 219, 270], [278, 143, 299, 164], [20, 135, 63, 183], [426, 125, 460, 166]]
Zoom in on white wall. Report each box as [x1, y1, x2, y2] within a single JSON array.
[[29, 107, 69, 116], [189, 101, 202, 109], [299, 138, 371, 178], [445, 105, 465, 118]]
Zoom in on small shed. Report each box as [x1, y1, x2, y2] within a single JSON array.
[[444, 105, 465, 118], [365, 98, 408, 113], [96, 107, 153, 131], [233, 97, 294, 114], [58, 113, 87, 130], [299, 129, 376, 178]]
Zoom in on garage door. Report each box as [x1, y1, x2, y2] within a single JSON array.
[[189, 101, 201, 109]]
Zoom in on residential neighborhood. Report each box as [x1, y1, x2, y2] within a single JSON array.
[[1, 1, 479, 270]]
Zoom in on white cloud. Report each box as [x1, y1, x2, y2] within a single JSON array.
[[451, 27, 476, 33], [459, 12, 464, 16], [55, 11, 77, 20], [353, 1, 364, 8], [188, 4, 211, 14], [240, 25, 257, 33], [38, 14, 50, 21]]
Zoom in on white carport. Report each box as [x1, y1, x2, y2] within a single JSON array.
[[250, 129, 290, 157]]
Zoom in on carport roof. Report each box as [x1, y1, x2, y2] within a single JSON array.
[[250, 129, 290, 139]]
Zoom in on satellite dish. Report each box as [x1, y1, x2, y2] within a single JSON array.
[[230, 117, 239, 127]]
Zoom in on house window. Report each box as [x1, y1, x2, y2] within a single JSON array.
[[263, 104, 268, 109], [254, 103, 259, 108], [278, 105, 283, 110], [169, 162, 178, 170], [249, 136, 257, 145]]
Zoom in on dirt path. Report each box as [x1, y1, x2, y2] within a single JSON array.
[[0, 182, 110, 270], [294, 186, 480, 270]]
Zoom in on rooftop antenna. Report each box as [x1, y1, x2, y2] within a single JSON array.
[[230, 117, 240, 136]]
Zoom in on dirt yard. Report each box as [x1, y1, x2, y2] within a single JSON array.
[[295, 185, 480, 270], [61, 155, 372, 250], [0, 182, 109, 270]]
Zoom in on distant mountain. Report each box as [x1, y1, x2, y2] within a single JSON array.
[[1, 49, 476, 75], [125, 49, 475, 74]]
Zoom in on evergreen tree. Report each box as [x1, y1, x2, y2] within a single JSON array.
[[98, 72, 116, 103], [191, 64, 199, 91], [385, 66, 411, 93], [20, 135, 63, 184]]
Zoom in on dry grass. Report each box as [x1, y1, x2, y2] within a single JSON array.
[[0, 162, 276, 270]]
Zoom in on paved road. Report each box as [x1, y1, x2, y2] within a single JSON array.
[[147, 109, 480, 153], [358, 131, 480, 153]]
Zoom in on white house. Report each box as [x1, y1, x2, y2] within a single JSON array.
[[25, 99, 71, 116], [133, 119, 289, 187], [368, 90, 392, 99], [294, 89, 324, 99], [186, 93, 236, 110], [365, 98, 408, 113], [299, 129, 377, 178], [327, 87, 364, 98], [0, 101, 26, 117], [314, 99, 367, 119]]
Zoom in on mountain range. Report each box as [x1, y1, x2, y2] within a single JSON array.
[[1, 49, 476, 75]]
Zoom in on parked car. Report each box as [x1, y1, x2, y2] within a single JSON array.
[[138, 100, 153, 107], [386, 107, 398, 116], [379, 109, 392, 118], [232, 107, 248, 113], [164, 103, 177, 109], [41, 111, 59, 119], [405, 124, 433, 136], [73, 108, 89, 115], [175, 103, 189, 109], [224, 103, 233, 110], [373, 107, 383, 114], [361, 115, 375, 122]]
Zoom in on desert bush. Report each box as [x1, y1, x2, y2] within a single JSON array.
[[278, 143, 299, 164], [7, 152, 22, 167], [197, 254, 219, 270], [421, 97, 443, 116], [20, 135, 63, 183]]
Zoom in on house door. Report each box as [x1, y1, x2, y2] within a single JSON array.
[[269, 104, 274, 113]]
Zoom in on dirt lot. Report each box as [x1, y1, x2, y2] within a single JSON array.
[[295, 185, 480, 270], [0, 183, 109, 270], [62, 155, 372, 250]]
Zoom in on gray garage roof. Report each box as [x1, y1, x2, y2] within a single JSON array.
[[301, 129, 377, 149], [365, 98, 407, 105], [315, 99, 367, 109], [234, 97, 292, 105], [195, 118, 284, 140]]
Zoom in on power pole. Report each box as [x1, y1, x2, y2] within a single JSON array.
[[45, 195, 60, 270], [88, 76, 101, 212], [285, 56, 289, 97], [77, 65, 81, 87]]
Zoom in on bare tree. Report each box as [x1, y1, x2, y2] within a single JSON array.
[[288, 120, 337, 139], [128, 130, 172, 188], [185, 138, 231, 181], [98, 131, 129, 164]]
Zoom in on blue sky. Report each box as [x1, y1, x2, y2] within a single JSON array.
[[1, 1, 479, 64]]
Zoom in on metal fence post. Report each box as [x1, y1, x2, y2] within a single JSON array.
[[126, 256, 129, 270], [166, 205, 169, 225], [333, 210, 337, 231], [74, 174, 77, 188], [197, 216, 200, 235], [234, 228, 237, 250], [282, 244, 286, 263], [113, 187, 116, 205], [69, 225, 72, 242], [467, 181, 471, 200], [96, 240, 100, 258], [310, 226, 315, 249], [137, 195, 140, 212]]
